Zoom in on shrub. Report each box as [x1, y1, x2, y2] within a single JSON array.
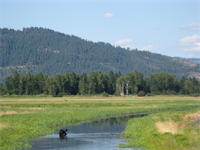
[[43, 91, 48, 95], [146, 93, 155, 96], [192, 93, 200, 97], [166, 90, 177, 95], [151, 91, 161, 95], [101, 91, 109, 97], [160, 90, 166, 95], [56, 92, 63, 97], [137, 90, 145, 97]]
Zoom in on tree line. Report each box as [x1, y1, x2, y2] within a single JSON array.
[[0, 70, 200, 97]]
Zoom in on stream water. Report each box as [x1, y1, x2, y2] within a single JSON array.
[[26, 114, 146, 150]]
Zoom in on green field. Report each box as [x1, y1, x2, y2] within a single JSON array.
[[0, 95, 199, 150]]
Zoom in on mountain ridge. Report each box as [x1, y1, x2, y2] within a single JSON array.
[[173, 57, 200, 64], [0, 27, 199, 83]]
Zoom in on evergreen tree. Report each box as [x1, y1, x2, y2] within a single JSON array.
[[69, 72, 79, 95], [79, 73, 88, 95], [63, 73, 71, 95], [87, 72, 98, 95], [37, 72, 46, 94], [108, 71, 116, 95], [25, 73, 32, 95], [13, 70, 19, 94], [102, 72, 108, 93], [5, 75, 14, 95], [0, 83, 7, 95], [46, 76, 58, 97], [19, 73, 26, 95], [97, 72, 104, 94]]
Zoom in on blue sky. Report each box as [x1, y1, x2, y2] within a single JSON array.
[[1, 0, 200, 58]]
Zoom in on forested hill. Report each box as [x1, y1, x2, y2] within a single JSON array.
[[0, 27, 200, 83], [173, 57, 200, 64]]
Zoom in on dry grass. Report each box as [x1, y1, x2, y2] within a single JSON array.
[[117, 105, 158, 109], [156, 111, 200, 135], [0, 123, 9, 130], [0, 111, 17, 116], [190, 131, 198, 135], [152, 116, 160, 120], [183, 111, 200, 122], [20, 111, 34, 114], [0, 96, 199, 102], [156, 121, 182, 134], [19, 107, 45, 110], [0, 111, 34, 116], [0, 98, 62, 102], [0, 106, 11, 109]]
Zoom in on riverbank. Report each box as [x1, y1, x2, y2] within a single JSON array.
[[0, 95, 199, 149], [121, 108, 200, 150]]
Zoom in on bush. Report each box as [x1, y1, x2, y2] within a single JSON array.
[[192, 93, 200, 97], [160, 90, 166, 95], [101, 91, 109, 97], [114, 91, 120, 96], [178, 89, 185, 95], [137, 90, 145, 97], [166, 90, 177, 95], [43, 91, 48, 95], [56, 92, 63, 97], [153, 91, 161, 95], [146, 93, 155, 96]]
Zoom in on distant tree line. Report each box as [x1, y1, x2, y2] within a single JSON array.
[[0, 70, 200, 97]]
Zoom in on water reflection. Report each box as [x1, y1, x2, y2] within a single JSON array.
[[26, 114, 146, 150], [91, 114, 146, 126]]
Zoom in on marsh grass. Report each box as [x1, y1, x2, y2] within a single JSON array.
[[0, 95, 199, 150], [121, 108, 200, 150]]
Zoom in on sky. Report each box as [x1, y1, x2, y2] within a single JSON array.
[[1, 0, 200, 58]]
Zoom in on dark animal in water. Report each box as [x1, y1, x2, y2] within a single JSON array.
[[59, 129, 68, 137]]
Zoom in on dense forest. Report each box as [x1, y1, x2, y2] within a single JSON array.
[[1, 27, 200, 84], [1, 70, 199, 97]]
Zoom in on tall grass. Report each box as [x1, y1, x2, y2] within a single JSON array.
[[121, 108, 200, 150]]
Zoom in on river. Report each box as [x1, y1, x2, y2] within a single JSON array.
[[26, 114, 146, 150]]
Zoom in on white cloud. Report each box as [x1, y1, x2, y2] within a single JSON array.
[[142, 45, 153, 51], [115, 39, 133, 45], [179, 35, 200, 52], [177, 23, 200, 30], [194, 42, 200, 46], [184, 47, 200, 52], [102, 13, 116, 18], [179, 34, 200, 44], [184, 42, 200, 52], [152, 26, 165, 30]]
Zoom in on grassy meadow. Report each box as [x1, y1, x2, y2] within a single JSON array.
[[0, 95, 199, 150]]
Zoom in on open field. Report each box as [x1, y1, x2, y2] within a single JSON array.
[[0, 95, 199, 150]]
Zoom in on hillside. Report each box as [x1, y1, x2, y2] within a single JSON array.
[[188, 58, 200, 64], [173, 57, 200, 64], [0, 27, 200, 83]]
